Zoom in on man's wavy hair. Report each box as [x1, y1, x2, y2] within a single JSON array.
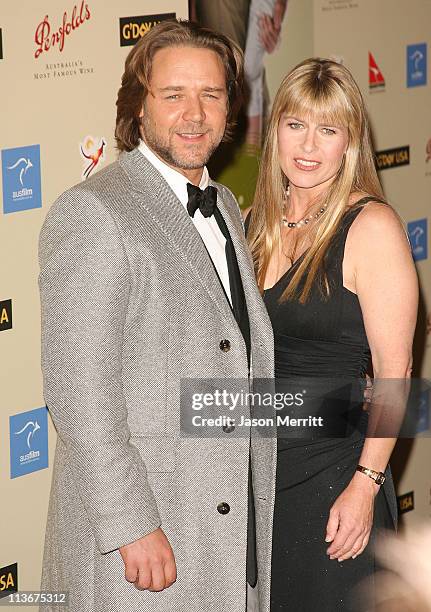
[[115, 19, 244, 152]]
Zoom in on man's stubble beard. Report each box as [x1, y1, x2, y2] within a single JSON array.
[[140, 114, 224, 170]]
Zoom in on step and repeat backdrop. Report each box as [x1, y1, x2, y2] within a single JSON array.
[[0, 0, 430, 603]]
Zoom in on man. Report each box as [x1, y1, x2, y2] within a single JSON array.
[[38, 20, 275, 612]]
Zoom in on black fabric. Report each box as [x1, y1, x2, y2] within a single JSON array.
[[213, 207, 251, 368], [245, 451, 257, 587], [186, 183, 217, 218], [257, 197, 397, 610]]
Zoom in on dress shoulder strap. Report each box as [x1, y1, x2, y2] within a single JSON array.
[[354, 196, 386, 206], [339, 196, 386, 231], [328, 196, 387, 278]]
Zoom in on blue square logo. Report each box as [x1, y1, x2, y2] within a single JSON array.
[[407, 43, 427, 87], [1, 144, 42, 214], [9, 407, 49, 478], [407, 218, 428, 261]]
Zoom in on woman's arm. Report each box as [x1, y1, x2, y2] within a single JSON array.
[[325, 202, 418, 562]]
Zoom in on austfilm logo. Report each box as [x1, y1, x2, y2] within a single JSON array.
[[0, 299, 12, 332], [0, 563, 18, 600], [397, 491, 414, 515], [119, 13, 176, 47], [375, 146, 410, 171]]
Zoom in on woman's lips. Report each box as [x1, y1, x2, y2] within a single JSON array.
[[294, 158, 321, 171]]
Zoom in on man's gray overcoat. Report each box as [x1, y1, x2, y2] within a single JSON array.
[[38, 149, 276, 612]]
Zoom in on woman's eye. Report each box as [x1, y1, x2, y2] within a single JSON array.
[[322, 127, 336, 135], [288, 122, 303, 129]]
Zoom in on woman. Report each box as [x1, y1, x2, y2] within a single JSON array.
[[244, 58, 418, 610]]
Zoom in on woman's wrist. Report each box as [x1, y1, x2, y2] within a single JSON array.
[[352, 470, 381, 495]]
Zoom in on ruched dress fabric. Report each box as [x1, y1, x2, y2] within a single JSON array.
[[249, 200, 396, 611]]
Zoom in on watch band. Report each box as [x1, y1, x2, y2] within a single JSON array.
[[356, 464, 386, 485]]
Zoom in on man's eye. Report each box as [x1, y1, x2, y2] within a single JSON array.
[[166, 95, 180, 100]]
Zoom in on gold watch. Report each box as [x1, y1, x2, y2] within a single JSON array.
[[356, 465, 386, 485]]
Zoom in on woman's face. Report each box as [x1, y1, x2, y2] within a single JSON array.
[[277, 113, 349, 192]]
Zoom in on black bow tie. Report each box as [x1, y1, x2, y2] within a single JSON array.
[[186, 183, 217, 218]]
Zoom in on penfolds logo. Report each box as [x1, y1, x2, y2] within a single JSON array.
[[34, 1, 91, 59]]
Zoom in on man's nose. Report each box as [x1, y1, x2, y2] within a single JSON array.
[[182, 96, 206, 123]]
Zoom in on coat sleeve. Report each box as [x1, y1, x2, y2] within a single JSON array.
[[38, 187, 161, 554]]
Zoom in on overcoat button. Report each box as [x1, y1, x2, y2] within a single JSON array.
[[219, 339, 231, 352], [217, 502, 230, 514]]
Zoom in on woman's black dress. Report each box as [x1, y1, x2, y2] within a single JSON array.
[[252, 200, 397, 611]]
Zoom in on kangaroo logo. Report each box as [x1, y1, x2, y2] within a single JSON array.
[[7, 157, 33, 186], [411, 49, 423, 70], [408, 219, 427, 262], [407, 43, 427, 87], [410, 49, 424, 79], [80, 136, 106, 180], [15, 420, 40, 449], [410, 225, 424, 247]]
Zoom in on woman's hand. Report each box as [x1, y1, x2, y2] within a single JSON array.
[[325, 472, 380, 561]]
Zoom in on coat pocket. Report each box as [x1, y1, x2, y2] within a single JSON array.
[[129, 436, 178, 472]]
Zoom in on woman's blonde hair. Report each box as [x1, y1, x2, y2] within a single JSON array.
[[247, 58, 386, 303]]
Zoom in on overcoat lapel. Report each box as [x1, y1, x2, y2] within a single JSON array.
[[212, 181, 258, 317], [119, 149, 238, 331], [212, 180, 274, 368]]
